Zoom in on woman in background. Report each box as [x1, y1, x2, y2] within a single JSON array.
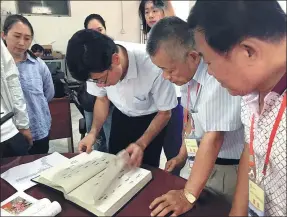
[[78, 14, 114, 152], [139, 0, 183, 175], [2, 14, 55, 154], [139, 0, 175, 36]]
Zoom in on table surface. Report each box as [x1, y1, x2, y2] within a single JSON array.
[[0, 153, 231, 216]]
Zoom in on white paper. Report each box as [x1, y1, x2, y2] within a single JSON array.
[[1, 152, 68, 191], [1, 192, 38, 216], [32, 201, 61, 216], [38, 151, 115, 194], [93, 150, 130, 203]]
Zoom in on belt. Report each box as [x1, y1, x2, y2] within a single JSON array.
[[215, 157, 240, 165]]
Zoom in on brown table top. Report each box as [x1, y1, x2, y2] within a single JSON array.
[[0, 153, 231, 216]]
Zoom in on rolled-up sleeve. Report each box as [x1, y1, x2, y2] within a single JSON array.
[[151, 73, 178, 111], [86, 81, 107, 97], [40, 60, 55, 102]]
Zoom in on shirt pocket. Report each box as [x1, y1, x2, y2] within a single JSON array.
[[24, 78, 43, 96], [133, 95, 151, 110]]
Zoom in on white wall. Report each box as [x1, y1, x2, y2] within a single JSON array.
[[1, 1, 141, 53]]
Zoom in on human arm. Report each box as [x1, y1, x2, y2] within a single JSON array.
[[79, 83, 110, 153], [165, 108, 189, 172], [40, 60, 55, 102], [184, 131, 224, 197], [229, 143, 249, 216], [149, 81, 244, 216], [1, 40, 30, 130], [164, 1, 175, 17]]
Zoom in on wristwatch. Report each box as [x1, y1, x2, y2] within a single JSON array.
[[184, 189, 197, 204]]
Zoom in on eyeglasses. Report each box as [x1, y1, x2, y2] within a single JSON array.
[[87, 71, 109, 84]]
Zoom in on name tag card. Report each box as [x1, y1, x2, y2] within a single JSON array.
[[185, 139, 198, 169], [248, 179, 265, 216]]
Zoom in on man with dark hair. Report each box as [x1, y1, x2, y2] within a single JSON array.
[[66, 29, 177, 168], [31, 44, 44, 58], [146, 16, 244, 216], [188, 1, 286, 216]]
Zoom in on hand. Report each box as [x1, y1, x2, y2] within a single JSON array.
[[18, 128, 33, 146], [78, 132, 96, 153], [165, 155, 186, 172], [149, 190, 194, 217], [125, 143, 144, 168]]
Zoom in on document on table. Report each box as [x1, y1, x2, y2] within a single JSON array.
[[1, 152, 68, 191]]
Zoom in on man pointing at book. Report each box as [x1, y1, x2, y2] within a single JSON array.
[[66, 29, 178, 168]]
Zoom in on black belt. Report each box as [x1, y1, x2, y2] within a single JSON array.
[[215, 157, 240, 165]]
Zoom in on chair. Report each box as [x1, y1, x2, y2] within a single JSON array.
[[48, 97, 74, 153]]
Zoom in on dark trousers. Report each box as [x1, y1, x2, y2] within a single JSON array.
[[28, 135, 50, 155], [0, 133, 29, 158], [109, 107, 167, 168], [163, 97, 183, 175]]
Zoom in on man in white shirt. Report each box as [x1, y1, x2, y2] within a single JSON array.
[[66, 29, 178, 168], [0, 40, 31, 157], [146, 17, 244, 216], [188, 1, 286, 216]]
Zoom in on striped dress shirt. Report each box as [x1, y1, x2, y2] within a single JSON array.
[[181, 60, 244, 159]]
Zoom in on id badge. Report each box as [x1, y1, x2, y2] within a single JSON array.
[[248, 179, 265, 216], [184, 138, 198, 168]]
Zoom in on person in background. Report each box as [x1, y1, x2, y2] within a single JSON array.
[[66, 29, 178, 168], [2, 14, 55, 155], [139, 0, 175, 37], [188, 1, 286, 216], [139, 0, 183, 175], [0, 39, 31, 157], [78, 13, 114, 152], [146, 17, 244, 216], [31, 44, 44, 58]]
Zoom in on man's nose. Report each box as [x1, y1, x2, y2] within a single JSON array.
[[18, 38, 25, 46], [148, 11, 154, 19], [162, 72, 171, 81]]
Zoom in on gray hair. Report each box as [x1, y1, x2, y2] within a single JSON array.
[[146, 16, 195, 60]]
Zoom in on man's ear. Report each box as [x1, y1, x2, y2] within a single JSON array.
[[1, 32, 6, 40], [238, 39, 260, 61], [187, 50, 201, 65], [111, 53, 120, 65]]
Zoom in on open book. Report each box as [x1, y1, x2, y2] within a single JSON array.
[[32, 151, 152, 216], [1, 192, 61, 216]]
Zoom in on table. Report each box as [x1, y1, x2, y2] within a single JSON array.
[[1, 154, 231, 216]]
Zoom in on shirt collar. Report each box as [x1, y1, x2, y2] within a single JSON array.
[[192, 58, 208, 85], [22, 52, 36, 63], [271, 73, 286, 95], [116, 44, 138, 81]]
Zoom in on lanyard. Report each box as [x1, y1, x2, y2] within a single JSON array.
[[249, 93, 286, 177], [184, 83, 201, 131]]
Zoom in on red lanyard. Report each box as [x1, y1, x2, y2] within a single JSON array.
[[184, 83, 201, 130], [249, 93, 286, 176]]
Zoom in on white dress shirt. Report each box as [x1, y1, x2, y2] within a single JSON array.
[[1, 40, 30, 130], [87, 41, 178, 117], [181, 59, 244, 159]]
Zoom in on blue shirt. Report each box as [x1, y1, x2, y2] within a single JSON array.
[[17, 53, 55, 141]]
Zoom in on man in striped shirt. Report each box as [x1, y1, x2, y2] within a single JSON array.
[[187, 1, 286, 216], [146, 17, 244, 216]]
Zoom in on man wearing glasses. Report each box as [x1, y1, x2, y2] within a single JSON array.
[[66, 29, 177, 168]]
